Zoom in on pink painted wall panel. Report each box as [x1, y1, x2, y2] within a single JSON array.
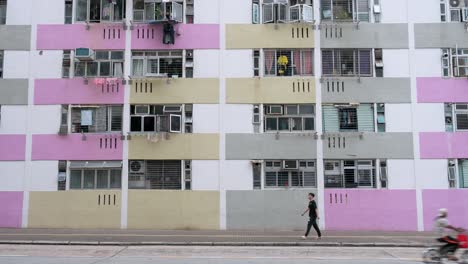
[[420, 132, 468, 159], [132, 24, 220, 50], [423, 190, 468, 231], [32, 134, 123, 161], [417, 77, 468, 103], [0, 135, 26, 161], [35, 79, 124, 105], [0, 192, 23, 228], [37, 24, 125, 50], [325, 189, 418, 231]]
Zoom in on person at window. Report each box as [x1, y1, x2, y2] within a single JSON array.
[[434, 208, 464, 261], [301, 193, 322, 240]]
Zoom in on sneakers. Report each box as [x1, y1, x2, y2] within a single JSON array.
[[301, 236, 307, 240]]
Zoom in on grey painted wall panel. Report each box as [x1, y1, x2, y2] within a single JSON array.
[[321, 23, 409, 49], [321, 78, 411, 103], [323, 132, 414, 159], [0, 79, 29, 105], [226, 134, 317, 160], [226, 190, 317, 230], [415, 23, 468, 48], [0, 26, 32, 50]]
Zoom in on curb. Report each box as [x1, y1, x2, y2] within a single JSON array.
[[0, 240, 430, 248]]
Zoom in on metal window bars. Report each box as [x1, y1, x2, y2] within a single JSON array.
[[321, 49, 372, 77], [324, 160, 376, 189], [264, 160, 316, 188], [320, 0, 369, 22]]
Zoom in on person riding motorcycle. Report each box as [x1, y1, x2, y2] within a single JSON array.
[[435, 208, 464, 261]]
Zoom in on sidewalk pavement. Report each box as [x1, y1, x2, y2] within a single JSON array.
[[0, 228, 437, 247]]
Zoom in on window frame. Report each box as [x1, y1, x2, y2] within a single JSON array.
[[70, 168, 122, 190], [70, 105, 123, 134], [74, 50, 124, 78], [455, 104, 468, 131], [263, 49, 314, 77], [75, 0, 126, 23], [264, 104, 315, 133], [264, 160, 317, 189], [128, 160, 186, 190], [0, 0, 6, 25], [131, 51, 183, 78], [322, 49, 373, 77], [0, 50, 3, 79], [130, 104, 185, 133], [324, 160, 376, 189], [320, 0, 370, 23]]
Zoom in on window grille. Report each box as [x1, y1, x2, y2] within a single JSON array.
[[264, 160, 316, 188], [264, 104, 315, 132], [128, 160, 182, 190], [321, 0, 369, 22], [76, 0, 126, 23], [455, 104, 468, 130], [322, 49, 372, 77], [323, 104, 375, 132], [65, 0, 73, 24], [184, 160, 192, 190], [132, 51, 183, 78], [75, 51, 124, 78], [70, 105, 123, 133], [264, 49, 314, 77], [0, 0, 6, 24], [324, 160, 376, 188]]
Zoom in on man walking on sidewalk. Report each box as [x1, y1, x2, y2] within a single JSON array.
[[301, 193, 322, 240]]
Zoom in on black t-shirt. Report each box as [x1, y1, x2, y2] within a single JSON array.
[[308, 200, 317, 218]]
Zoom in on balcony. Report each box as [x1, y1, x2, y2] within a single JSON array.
[[34, 78, 124, 105], [0, 135, 26, 161], [226, 133, 317, 160], [226, 24, 315, 49], [415, 23, 468, 49], [28, 191, 121, 229], [226, 77, 316, 104], [130, 78, 219, 104], [322, 77, 411, 103], [417, 77, 468, 103], [132, 24, 219, 50], [320, 23, 408, 49], [128, 133, 219, 160], [32, 134, 123, 161], [0, 25, 31, 50], [420, 132, 468, 159], [322, 132, 414, 159], [37, 24, 125, 50]]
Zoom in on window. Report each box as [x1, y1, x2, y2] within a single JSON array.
[[374, 49, 383, 77], [128, 160, 183, 190], [0, 50, 3, 78], [448, 160, 457, 188], [264, 160, 316, 188], [75, 50, 124, 78], [186, 0, 194, 23], [459, 159, 468, 188], [321, 0, 370, 22], [70, 105, 123, 133], [58, 161, 67, 191], [261, 0, 313, 24], [264, 49, 314, 77], [455, 104, 468, 131], [440, 0, 468, 22], [70, 167, 122, 189], [264, 104, 315, 132], [324, 160, 376, 188], [76, 0, 126, 23], [379, 160, 387, 188], [252, 0, 260, 24], [443, 48, 468, 77], [62, 50, 71, 78], [323, 104, 376, 132], [322, 49, 372, 77], [132, 51, 183, 78], [184, 104, 193, 133], [253, 50, 260, 77], [133, 0, 183, 23], [253, 162, 262, 189], [184, 160, 192, 190], [130, 104, 184, 133], [65, 0, 73, 24], [185, 50, 193, 78], [0, 0, 6, 24], [376, 103, 385, 132]]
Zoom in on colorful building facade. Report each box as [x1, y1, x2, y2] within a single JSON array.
[[0, 0, 467, 231]]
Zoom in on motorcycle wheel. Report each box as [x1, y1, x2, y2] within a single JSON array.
[[460, 250, 468, 264], [422, 249, 441, 264]]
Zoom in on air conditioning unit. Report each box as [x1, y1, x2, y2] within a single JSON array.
[[135, 105, 150, 115], [448, 167, 457, 181], [75, 48, 95, 61], [129, 160, 145, 174], [283, 160, 299, 170], [450, 0, 461, 7], [267, 105, 283, 115]]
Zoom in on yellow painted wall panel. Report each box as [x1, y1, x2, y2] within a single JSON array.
[[128, 190, 220, 230], [129, 134, 219, 160], [226, 24, 315, 49], [28, 191, 121, 229], [130, 78, 219, 104], [226, 77, 316, 104]]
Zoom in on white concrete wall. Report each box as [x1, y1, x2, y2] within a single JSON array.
[[408, 0, 440, 23], [191, 160, 220, 190], [222, 0, 251, 24], [31, 0, 64, 24], [192, 104, 219, 133], [6, 0, 33, 25], [194, 0, 220, 24], [29, 106, 61, 134], [414, 49, 442, 77], [224, 104, 254, 133], [223, 50, 252, 78], [223, 160, 253, 190], [2, 51, 30, 79], [193, 50, 219, 78], [30, 161, 58, 191], [0, 161, 25, 191], [0, 106, 28, 134], [386, 104, 412, 132], [414, 103, 445, 132], [417, 159, 449, 189], [388, 159, 416, 189], [31, 51, 63, 79], [383, 50, 410, 77], [380, 0, 408, 23]]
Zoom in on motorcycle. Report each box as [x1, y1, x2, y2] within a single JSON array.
[[423, 233, 468, 263]]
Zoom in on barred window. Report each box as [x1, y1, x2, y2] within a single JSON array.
[[75, 51, 124, 78], [455, 104, 468, 131], [264, 104, 315, 132], [265, 160, 316, 188], [70, 105, 123, 133], [264, 49, 314, 77], [0, 0, 6, 24], [324, 160, 376, 189], [322, 49, 372, 77], [128, 160, 183, 190], [76, 0, 126, 23], [132, 51, 183, 78]]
